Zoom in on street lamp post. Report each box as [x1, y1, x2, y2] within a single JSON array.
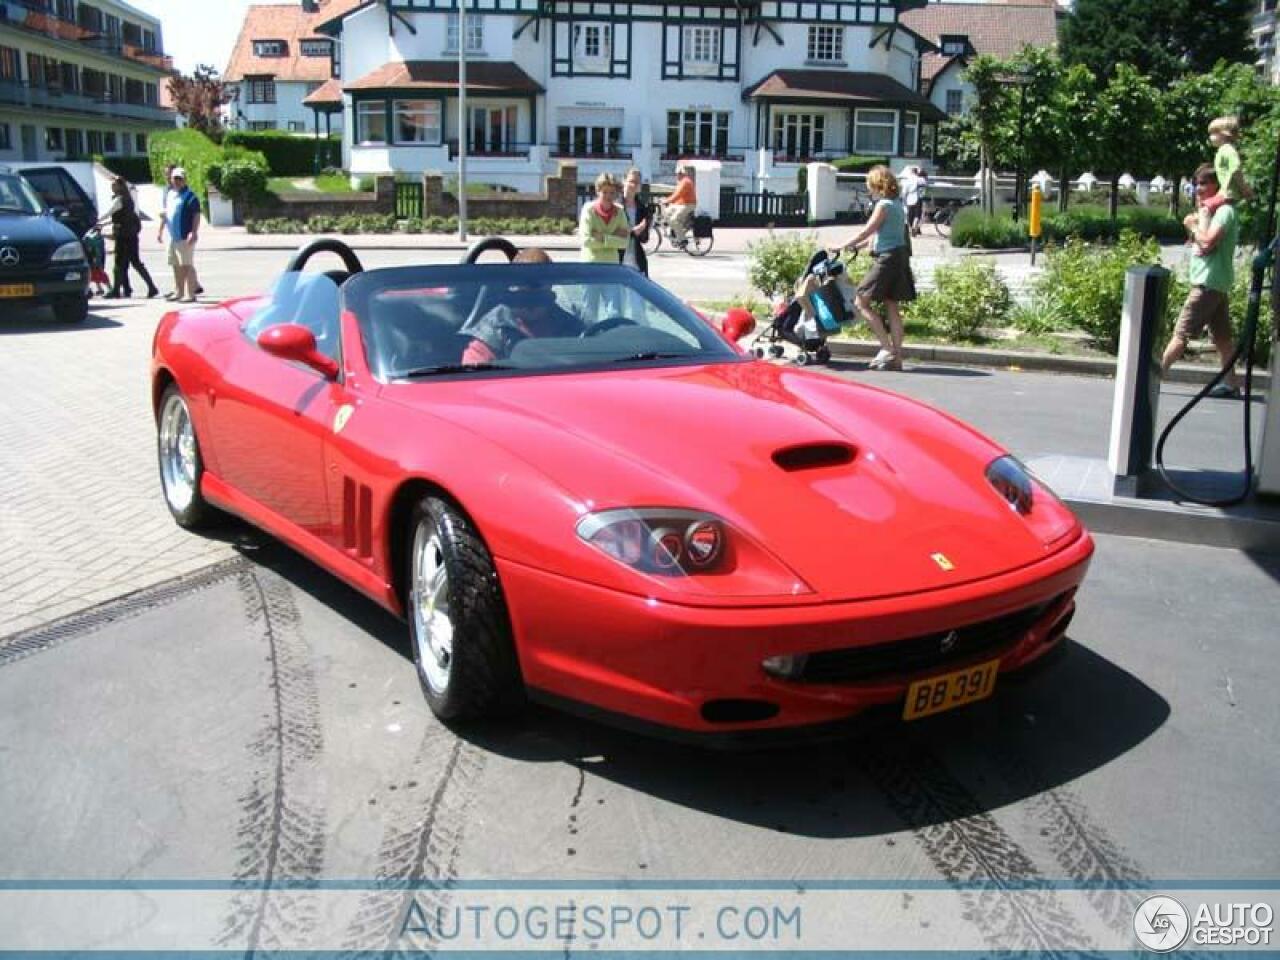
[[457, 0, 468, 241]]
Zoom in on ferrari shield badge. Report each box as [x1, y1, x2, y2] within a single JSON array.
[[931, 552, 956, 572], [333, 404, 355, 434]]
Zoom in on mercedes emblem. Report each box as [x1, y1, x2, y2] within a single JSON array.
[[0, 246, 19, 267]]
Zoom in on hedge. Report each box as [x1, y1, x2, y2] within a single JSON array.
[[147, 128, 223, 203], [950, 205, 1184, 248], [95, 154, 152, 183], [222, 130, 342, 176]]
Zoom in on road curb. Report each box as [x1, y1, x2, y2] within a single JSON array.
[[826, 338, 1272, 388]]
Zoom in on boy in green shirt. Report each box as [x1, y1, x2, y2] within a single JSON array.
[[1162, 165, 1242, 399]]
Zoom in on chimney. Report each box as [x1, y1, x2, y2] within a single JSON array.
[[301, 0, 318, 12]]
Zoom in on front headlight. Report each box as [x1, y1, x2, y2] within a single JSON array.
[[576, 507, 812, 598], [51, 241, 85, 263], [986, 455, 1034, 515]]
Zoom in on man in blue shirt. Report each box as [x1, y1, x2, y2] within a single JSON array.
[[157, 167, 202, 303]]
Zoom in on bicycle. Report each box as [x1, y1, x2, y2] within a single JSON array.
[[642, 204, 714, 257], [926, 194, 980, 238]]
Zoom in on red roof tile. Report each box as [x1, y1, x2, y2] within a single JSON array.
[[303, 77, 343, 107], [901, 2, 1060, 85], [743, 69, 947, 120], [225, 3, 342, 83]]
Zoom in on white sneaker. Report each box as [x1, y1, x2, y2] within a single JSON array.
[[869, 348, 894, 369]]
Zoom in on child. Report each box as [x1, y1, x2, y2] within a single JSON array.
[[1200, 116, 1253, 232], [83, 227, 110, 296]]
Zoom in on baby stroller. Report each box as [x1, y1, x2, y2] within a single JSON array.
[[750, 249, 853, 366], [82, 226, 110, 296]]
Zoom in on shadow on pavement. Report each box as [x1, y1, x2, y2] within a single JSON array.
[[0, 307, 123, 333], [236, 536, 1169, 840], [826, 359, 992, 378]]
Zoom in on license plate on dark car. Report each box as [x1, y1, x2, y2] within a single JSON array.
[[0, 284, 34, 298]]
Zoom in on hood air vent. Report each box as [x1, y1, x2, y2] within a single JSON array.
[[772, 443, 855, 471]]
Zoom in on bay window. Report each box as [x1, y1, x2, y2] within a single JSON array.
[[853, 109, 897, 155]]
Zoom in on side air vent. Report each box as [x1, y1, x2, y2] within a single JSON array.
[[772, 443, 855, 471]]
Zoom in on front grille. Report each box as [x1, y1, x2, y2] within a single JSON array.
[[800, 596, 1062, 684], [0, 244, 52, 270]]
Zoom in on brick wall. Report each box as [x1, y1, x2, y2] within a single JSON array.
[[424, 163, 579, 220]]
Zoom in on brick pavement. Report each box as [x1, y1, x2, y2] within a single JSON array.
[[0, 302, 237, 637]]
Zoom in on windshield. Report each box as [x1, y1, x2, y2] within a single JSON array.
[[343, 264, 742, 381], [0, 174, 46, 216]]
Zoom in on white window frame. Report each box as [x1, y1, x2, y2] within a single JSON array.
[[684, 26, 720, 65], [252, 39, 287, 58], [300, 39, 330, 57], [356, 100, 387, 145], [771, 112, 825, 160], [574, 23, 609, 62], [445, 13, 484, 53], [853, 108, 898, 155], [901, 111, 919, 156], [807, 25, 843, 63], [394, 99, 442, 145], [667, 109, 730, 157], [945, 89, 964, 116]]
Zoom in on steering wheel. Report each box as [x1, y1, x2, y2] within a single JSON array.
[[284, 237, 365, 276], [580, 316, 638, 338], [462, 236, 520, 264]]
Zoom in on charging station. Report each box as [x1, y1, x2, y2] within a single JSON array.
[[1256, 323, 1280, 497]]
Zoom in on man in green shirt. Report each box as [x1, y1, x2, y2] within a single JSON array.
[[1162, 164, 1242, 399]]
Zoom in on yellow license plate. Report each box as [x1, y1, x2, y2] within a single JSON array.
[[0, 284, 34, 298], [903, 658, 999, 721]]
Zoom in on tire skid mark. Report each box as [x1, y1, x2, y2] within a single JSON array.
[[857, 742, 1103, 957], [337, 728, 487, 954], [0, 557, 250, 666], [219, 569, 328, 955]]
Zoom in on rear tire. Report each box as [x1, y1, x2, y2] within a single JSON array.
[[687, 235, 714, 257], [643, 223, 664, 255], [53, 295, 88, 324], [932, 207, 952, 239], [407, 496, 524, 721], [156, 384, 219, 529]]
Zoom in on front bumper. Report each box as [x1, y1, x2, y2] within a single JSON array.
[[0, 263, 90, 304], [501, 530, 1093, 737]]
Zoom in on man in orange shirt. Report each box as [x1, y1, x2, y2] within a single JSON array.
[[661, 165, 697, 248]]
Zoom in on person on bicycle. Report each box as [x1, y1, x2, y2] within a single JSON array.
[[838, 164, 916, 371], [661, 165, 697, 248]]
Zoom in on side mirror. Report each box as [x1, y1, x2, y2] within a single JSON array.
[[257, 323, 340, 379]]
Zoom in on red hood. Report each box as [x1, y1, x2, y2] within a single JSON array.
[[381, 362, 1078, 602]]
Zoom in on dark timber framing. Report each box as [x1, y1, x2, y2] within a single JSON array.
[[550, 17, 632, 78]]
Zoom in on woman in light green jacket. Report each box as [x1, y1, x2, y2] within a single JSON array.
[[579, 173, 631, 263]]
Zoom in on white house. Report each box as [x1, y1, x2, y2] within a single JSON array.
[[900, 0, 1060, 118], [312, 0, 946, 192], [224, 0, 360, 135], [0, 0, 174, 164]]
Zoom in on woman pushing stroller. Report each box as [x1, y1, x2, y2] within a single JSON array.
[[838, 164, 915, 371]]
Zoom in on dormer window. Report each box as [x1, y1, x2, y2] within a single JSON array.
[[940, 35, 968, 56], [253, 39, 287, 57], [300, 39, 330, 57], [446, 13, 483, 53], [807, 25, 843, 63]]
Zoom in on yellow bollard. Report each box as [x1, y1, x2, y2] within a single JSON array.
[[1029, 184, 1043, 265]]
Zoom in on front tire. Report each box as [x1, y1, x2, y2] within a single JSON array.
[[687, 235, 714, 257], [408, 496, 524, 721], [157, 384, 218, 529], [53, 295, 88, 324]]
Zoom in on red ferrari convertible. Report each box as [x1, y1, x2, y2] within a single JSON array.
[[152, 237, 1093, 742]]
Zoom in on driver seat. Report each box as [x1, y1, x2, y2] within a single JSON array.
[[371, 297, 465, 374]]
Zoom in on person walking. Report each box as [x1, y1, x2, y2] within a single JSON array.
[[157, 165, 203, 300], [839, 164, 916, 371], [158, 167, 202, 303], [1162, 164, 1243, 399], [579, 172, 631, 263], [620, 168, 650, 276], [100, 177, 158, 299], [902, 165, 926, 236]]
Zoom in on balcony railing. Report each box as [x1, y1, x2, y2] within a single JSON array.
[[0, 0, 170, 71], [0, 78, 172, 122], [447, 140, 533, 160]]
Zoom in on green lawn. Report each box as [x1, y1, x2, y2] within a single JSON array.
[[266, 174, 369, 195]]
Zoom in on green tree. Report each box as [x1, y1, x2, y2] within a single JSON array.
[[1092, 64, 1160, 218], [962, 56, 1014, 216], [1062, 0, 1254, 87], [166, 65, 233, 140]]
